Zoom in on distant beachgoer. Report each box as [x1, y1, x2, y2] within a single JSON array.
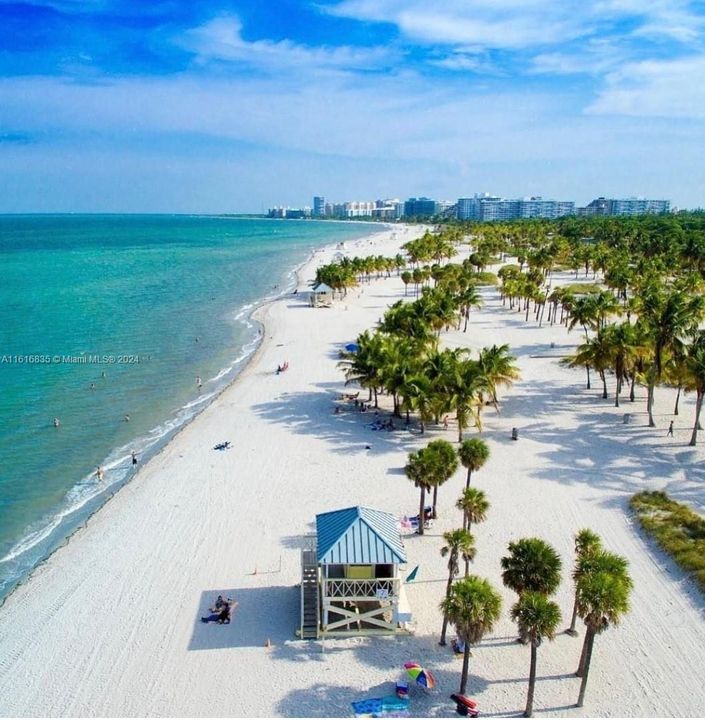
[[124, 414, 130, 422], [101, 371, 106, 378], [96, 466, 105, 481], [443, 416, 449, 430], [196, 376, 202, 390], [53, 418, 60, 428], [334, 406, 341, 414], [131, 451, 138, 466], [90, 382, 96, 391], [667, 420, 674, 437]]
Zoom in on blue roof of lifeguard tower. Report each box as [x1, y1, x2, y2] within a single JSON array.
[[316, 506, 407, 565]]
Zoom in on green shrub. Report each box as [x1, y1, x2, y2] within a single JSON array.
[[630, 491, 705, 593]]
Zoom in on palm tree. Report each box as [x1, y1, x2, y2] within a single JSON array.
[[404, 450, 431, 537], [439, 529, 476, 646], [501, 538, 562, 598], [566, 529, 602, 636], [456, 488, 489, 575], [440, 575, 502, 695], [456, 488, 489, 534], [512, 591, 562, 717], [425, 439, 459, 518], [575, 558, 633, 707], [683, 331, 705, 446], [638, 288, 704, 426], [564, 331, 613, 397], [477, 344, 520, 411], [458, 438, 490, 489], [575, 550, 631, 677]]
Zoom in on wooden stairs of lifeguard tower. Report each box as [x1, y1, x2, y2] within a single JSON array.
[[299, 548, 319, 639]]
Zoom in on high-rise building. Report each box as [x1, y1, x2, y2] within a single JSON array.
[[457, 194, 574, 221], [404, 197, 437, 217], [313, 196, 326, 216], [577, 197, 670, 216]]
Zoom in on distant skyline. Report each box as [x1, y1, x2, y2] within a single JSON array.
[[1, 1, 704, 213]]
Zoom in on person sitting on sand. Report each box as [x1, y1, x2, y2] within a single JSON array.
[[201, 596, 237, 624]]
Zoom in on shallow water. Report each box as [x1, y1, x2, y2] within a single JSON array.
[[0, 214, 375, 599]]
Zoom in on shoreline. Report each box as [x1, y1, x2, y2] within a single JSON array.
[[0, 223, 389, 606], [0, 224, 703, 718]]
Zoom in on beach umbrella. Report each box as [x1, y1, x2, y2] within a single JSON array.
[[344, 343, 359, 353], [403, 662, 436, 689]]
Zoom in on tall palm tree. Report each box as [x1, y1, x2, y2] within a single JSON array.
[[575, 550, 631, 676], [425, 439, 459, 518], [638, 288, 704, 426], [456, 488, 489, 575], [439, 529, 476, 646], [575, 559, 633, 707], [458, 438, 490, 489], [683, 331, 705, 446], [566, 529, 602, 636], [404, 450, 431, 537], [440, 576, 502, 695], [456, 488, 489, 534], [511, 591, 562, 717], [501, 538, 562, 598], [477, 344, 520, 411]]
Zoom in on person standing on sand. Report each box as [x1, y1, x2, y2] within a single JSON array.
[[667, 420, 674, 437], [131, 451, 138, 466]]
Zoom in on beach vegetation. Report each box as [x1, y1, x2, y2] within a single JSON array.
[[501, 538, 562, 598], [511, 591, 562, 717], [575, 550, 633, 707], [439, 529, 476, 646], [567, 528, 603, 636], [440, 575, 502, 695], [458, 438, 490, 488], [630, 491, 705, 592], [456, 487, 489, 575]]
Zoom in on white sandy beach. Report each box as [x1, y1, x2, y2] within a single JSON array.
[[0, 226, 704, 718]]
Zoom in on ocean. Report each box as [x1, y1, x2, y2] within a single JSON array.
[[0, 214, 376, 600]]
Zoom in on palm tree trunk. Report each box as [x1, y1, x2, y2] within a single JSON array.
[[615, 374, 621, 407], [463, 310, 469, 332], [432, 485, 438, 518], [465, 468, 472, 490], [439, 570, 454, 646], [689, 391, 704, 446], [585, 364, 591, 390], [647, 381, 656, 427], [600, 370, 607, 399], [459, 644, 471, 695], [576, 629, 589, 676], [524, 642, 538, 717], [576, 630, 596, 707], [418, 485, 426, 536], [674, 385, 681, 415], [566, 597, 579, 636], [629, 372, 636, 402]]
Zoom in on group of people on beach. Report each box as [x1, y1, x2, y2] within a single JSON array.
[[201, 595, 237, 624]]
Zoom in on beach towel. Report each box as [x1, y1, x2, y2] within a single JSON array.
[[351, 694, 410, 718]]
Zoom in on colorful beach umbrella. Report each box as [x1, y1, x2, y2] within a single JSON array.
[[403, 662, 436, 689], [344, 342, 359, 352]]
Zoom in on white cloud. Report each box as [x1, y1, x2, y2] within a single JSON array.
[[325, 0, 705, 52], [176, 14, 394, 73], [587, 55, 705, 118]]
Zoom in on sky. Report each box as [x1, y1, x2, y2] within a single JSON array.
[[0, 0, 704, 213]]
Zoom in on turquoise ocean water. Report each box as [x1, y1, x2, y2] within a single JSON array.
[[0, 215, 376, 600]]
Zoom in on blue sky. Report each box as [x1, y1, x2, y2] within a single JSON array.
[[0, 0, 703, 212]]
